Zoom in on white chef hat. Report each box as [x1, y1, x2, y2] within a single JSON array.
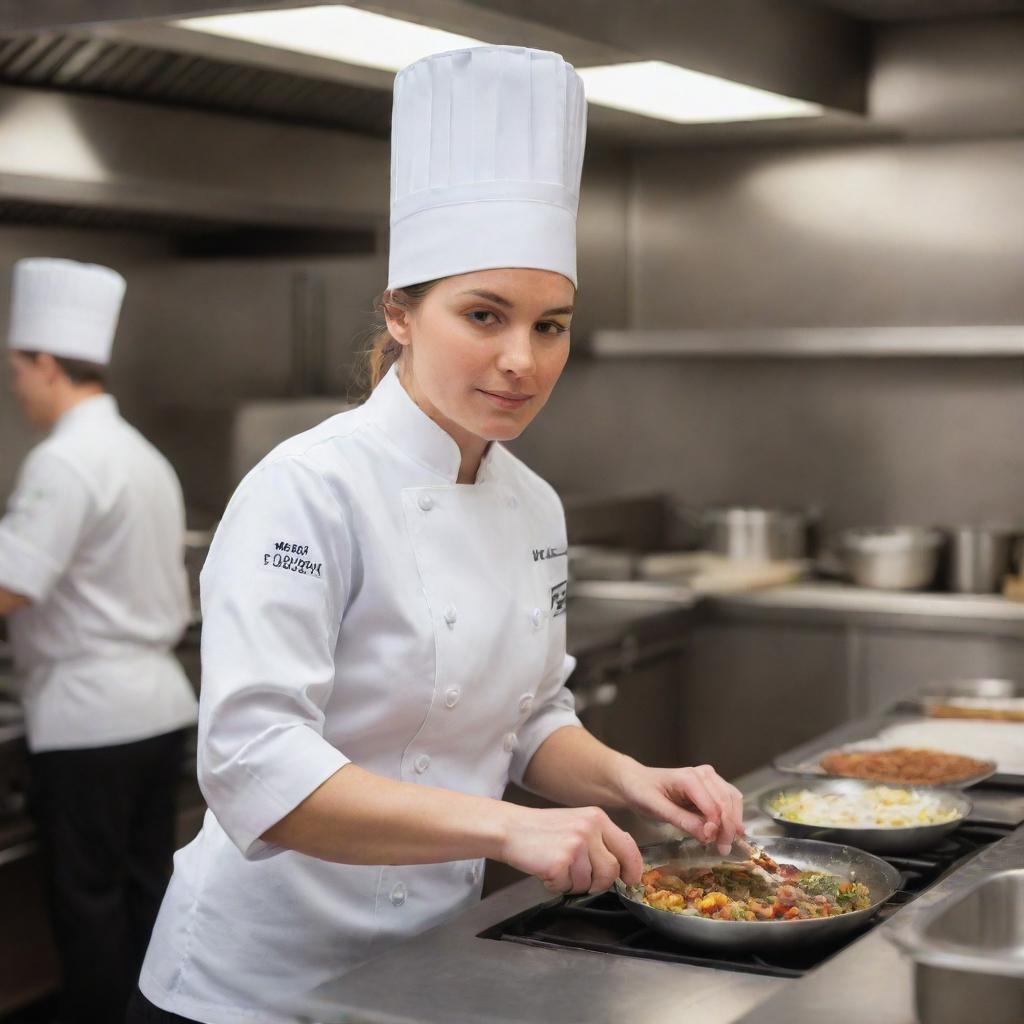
[[7, 257, 126, 365], [387, 45, 588, 291]]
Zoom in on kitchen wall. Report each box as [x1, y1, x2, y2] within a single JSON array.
[[510, 18, 1024, 539], [118, 250, 387, 522], [0, 146, 626, 524], [4, 13, 1024, 544]]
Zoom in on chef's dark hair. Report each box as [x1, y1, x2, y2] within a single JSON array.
[[363, 279, 440, 392], [16, 349, 106, 387]]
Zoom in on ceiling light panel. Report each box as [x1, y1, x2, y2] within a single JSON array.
[[576, 61, 823, 123], [175, 9, 824, 124], [175, 5, 486, 73]]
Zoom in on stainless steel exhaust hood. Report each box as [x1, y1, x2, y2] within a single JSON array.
[[0, 80, 390, 230]]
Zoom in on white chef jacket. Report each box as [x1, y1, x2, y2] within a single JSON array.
[[139, 365, 580, 1024], [0, 394, 198, 751]]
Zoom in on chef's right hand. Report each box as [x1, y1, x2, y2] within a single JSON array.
[[500, 805, 644, 894]]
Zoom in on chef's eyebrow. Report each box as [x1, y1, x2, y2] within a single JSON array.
[[459, 288, 574, 317]]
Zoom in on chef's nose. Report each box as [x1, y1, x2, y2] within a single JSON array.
[[496, 328, 537, 377]]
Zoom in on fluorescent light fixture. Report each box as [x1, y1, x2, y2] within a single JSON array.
[[577, 60, 823, 123], [174, 7, 822, 124], [174, 5, 486, 73]]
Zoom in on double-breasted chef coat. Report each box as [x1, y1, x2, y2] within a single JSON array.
[[139, 364, 581, 1023], [0, 394, 198, 751]]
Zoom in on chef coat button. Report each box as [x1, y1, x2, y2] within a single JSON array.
[[507, 495, 518, 510], [444, 686, 461, 708], [503, 732, 519, 753], [390, 882, 407, 907], [518, 693, 535, 715], [443, 605, 458, 627], [414, 754, 431, 774], [531, 607, 544, 629], [417, 494, 434, 512]]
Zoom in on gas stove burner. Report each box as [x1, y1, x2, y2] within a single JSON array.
[[479, 821, 1013, 979]]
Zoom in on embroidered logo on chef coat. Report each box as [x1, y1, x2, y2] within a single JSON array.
[[533, 545, 567, 562], [551, 580, 568, 617], [262, 540, 322, 578]]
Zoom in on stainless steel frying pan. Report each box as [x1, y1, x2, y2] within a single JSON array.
[[614, 836, 901, 953]]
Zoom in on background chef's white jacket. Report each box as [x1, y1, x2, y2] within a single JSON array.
[[0, 394, 198, 750], [140, 366, 581, 1024]]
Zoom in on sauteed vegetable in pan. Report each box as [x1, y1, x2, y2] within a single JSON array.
[[616, 837, 901, 953], [639, 860, 872, 921]]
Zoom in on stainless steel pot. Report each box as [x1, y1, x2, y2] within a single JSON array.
[[946, 526, 1015, 594], [701, 507, 813, 562], [758, 778, 971, 855], [840, 526, 944, 590], [614, 836, 900, 953]]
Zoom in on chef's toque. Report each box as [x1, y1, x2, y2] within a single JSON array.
[[387, 45, 588, 291], [8, 257, 127, 365]]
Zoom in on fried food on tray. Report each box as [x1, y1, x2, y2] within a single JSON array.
[[927, 701, 1024, 723], [819, 747, 990, 785], [637, 862, 871, 922]]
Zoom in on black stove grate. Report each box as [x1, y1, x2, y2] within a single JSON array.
[[478, 822, 1012, 979]]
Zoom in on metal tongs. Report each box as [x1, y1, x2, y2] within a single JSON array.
[[734, 837, 786, 887]]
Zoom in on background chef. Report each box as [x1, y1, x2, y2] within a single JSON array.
[[132, 45, 744, 1024], [0, 257, 200, 1023]]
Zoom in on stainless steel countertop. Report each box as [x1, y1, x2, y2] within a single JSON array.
[[305, 726, 1024, 1024], [706, 581, 1024, 636], [302, 871, 786, 1024]]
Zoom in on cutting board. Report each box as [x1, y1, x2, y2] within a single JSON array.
[[637, 551, 807, 594]]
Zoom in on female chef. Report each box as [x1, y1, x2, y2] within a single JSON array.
[[130, 45, 744, 1024]]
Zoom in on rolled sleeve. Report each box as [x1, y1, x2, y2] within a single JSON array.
[[509, 652, 582, 786], [0, 449, 92, 602], [196, 457, 354, 859]]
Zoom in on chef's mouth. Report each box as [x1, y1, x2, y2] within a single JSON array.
[[477, 388, 534, 407]]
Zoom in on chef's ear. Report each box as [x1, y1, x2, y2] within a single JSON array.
[[382, 292, 413, 348], [33, 352, 64, 384]]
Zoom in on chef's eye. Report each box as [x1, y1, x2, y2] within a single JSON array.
[[466, 310, 498, 326], [536, 321, 570, 335]]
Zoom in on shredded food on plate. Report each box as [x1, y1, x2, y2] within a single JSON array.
[[768, 785, 960, 829], [637, 862, 872, 921]]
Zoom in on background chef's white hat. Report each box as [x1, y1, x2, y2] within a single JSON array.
[[387, 45, 588, 290], [7, 257, 126, 365]]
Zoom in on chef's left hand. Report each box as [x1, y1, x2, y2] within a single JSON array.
[[616, 760, 745, 855]]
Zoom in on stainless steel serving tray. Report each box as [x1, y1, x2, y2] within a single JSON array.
[[905, 678, 1024, 723], [758, 778, 971, 855], [773, 713, 1004, 788]]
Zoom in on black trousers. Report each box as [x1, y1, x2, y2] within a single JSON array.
[[28, 728, 188, 1024], [125, 986, 199, 1023]]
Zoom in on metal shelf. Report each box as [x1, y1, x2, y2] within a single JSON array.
[[587, 326, 1024, 358]]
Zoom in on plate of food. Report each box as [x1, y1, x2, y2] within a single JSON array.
[[614, 836, 900, 953], [912, 678, 1024, 723], [759, 778, 970, 854]]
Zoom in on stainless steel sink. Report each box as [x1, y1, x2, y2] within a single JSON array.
[[901, 868, 1024, 1024], [923, 867, 1024, 956]]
